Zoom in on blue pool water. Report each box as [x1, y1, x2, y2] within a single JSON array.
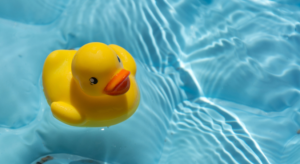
[[0, 0, 300, 163]]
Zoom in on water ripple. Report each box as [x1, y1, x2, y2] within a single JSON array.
[[159, 98, 269, 164]]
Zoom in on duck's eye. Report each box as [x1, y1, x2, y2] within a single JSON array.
[[90, 77, 98, 85], [117, 56, 121, 63]]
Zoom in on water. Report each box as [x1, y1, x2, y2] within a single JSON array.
[[0, 0, 300, 163]]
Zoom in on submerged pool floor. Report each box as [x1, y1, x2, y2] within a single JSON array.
[[0, 0, 300, 163]]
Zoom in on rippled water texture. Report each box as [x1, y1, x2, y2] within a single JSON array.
[[0, 0, 300, 163]]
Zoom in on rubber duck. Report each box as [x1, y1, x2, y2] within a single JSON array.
[[42, 42, 140, 127]]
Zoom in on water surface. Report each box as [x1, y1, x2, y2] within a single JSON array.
[[0, 0, 300, 163]]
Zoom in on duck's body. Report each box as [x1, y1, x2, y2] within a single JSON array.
[[43, 43, 140, 127]]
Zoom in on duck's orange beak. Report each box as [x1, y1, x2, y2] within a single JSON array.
[[104, 69, 131, 96]]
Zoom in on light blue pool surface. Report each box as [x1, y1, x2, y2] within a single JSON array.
[[1, 0, 300, 163]]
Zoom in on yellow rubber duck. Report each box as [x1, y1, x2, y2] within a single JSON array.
[[42, 42, 140, 127]]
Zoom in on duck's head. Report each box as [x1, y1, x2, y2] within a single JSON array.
[[72, 42, 130, 96]]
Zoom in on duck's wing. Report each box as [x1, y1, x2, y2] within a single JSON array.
[[43, 50, 77, 103], [51, 101, 85, 125], [109, 45, 137, 76]]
